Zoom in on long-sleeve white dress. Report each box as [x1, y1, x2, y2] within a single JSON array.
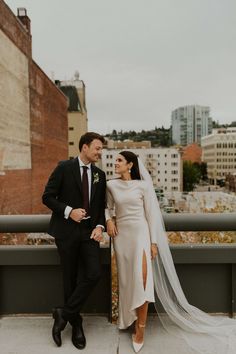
[[106, 179, 157, 329]]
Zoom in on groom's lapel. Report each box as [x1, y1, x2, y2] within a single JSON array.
[[90, 164, 98, 202], [72, 158, 82, 193]]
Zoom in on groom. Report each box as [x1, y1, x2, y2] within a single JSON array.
[[42, 132, 106, 350]]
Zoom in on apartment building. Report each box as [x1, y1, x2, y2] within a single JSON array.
[[102, 146, 182, 192], [201, 128, 236, 184]]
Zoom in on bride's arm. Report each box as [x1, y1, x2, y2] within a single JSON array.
[[106, 187, 117, 237]]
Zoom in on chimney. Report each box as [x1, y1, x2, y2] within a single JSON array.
[[17, 8, 31, 34]]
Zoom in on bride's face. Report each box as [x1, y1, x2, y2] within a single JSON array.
[[115, 154, 131, 175]]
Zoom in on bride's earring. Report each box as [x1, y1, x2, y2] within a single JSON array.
[[128, 169, 131, 173]]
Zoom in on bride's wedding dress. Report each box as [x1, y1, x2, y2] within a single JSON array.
[[106, 178, 156, 329]]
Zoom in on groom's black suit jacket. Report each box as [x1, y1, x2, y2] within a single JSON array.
[[42, 158, 106, 240]]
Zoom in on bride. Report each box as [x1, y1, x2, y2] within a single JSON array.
[[105, 150, 236, 354]]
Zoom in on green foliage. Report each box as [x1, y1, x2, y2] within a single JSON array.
[[198, 161, 208, 181], [105, 127, 171, 147], [183, 161, 201, 191], [212, 120, 236, 128]]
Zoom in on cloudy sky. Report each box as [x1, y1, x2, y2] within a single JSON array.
[[5, 0, 236, 134]]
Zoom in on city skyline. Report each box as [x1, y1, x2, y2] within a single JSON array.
[[5, 0, 236, 134]]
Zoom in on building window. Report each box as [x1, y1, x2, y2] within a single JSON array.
[[69, 127, 74, 131], [69, 142, 74, 145]]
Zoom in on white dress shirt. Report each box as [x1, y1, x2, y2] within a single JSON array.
[[64, 157, 104, 230], [64, 157, 91, 218]]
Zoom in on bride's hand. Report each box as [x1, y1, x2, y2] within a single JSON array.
[[106, 219, 118, 237], [151, 243, 158, 259]]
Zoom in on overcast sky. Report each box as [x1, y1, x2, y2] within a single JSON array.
[[5, 0, 236, 134]]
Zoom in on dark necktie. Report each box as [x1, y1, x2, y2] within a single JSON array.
[[82, 166, 89, 215]]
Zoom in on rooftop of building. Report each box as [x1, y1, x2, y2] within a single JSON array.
[[58, 85, 82, 112], [1, 314, 226, 354]]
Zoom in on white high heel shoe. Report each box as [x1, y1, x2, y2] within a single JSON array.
[[132, 339, 144, 353], [132, 323, 145, 353]]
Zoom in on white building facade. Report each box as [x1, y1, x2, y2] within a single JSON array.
[[201, 128, 236, 184], [102, 148, 182, 192], [171, 105, 212, 146]]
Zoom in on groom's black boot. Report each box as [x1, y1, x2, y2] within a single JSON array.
[[71, 317, 86, 350], [52, 307, 67, 347]]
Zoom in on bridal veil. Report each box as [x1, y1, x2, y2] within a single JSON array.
[[138, 157, 236, 354]]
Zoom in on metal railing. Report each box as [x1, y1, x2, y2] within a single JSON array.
[[0, 213, 236, 316], [1, 212, 236, 232]]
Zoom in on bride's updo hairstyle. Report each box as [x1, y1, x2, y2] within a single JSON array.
[[119, 151, 141, 180]]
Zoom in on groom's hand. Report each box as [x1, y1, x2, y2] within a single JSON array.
[[90, 227, 103, 242], [69, 208, 86, 222]]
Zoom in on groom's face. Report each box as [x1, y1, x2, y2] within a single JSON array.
[[83, 139, 103, 163]]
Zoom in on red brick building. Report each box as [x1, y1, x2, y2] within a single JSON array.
[[0, 1, 68, 215], [182, 143, 202, 164]]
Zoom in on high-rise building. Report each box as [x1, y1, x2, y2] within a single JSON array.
[[171, 105, 212, 146], [201, 128, 236, 184], [56, 72, 88, 158]]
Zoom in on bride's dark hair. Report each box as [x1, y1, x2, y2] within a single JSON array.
[[119, 151, 141, 180]]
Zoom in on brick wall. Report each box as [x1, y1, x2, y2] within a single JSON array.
[[0, 0, 68, 215], [30, 61, 68, 213], [0, 0, 31, 57]]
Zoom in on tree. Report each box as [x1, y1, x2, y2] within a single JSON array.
[[199, 162, 208, 181], [192, 162, 208, 181], [183, 161, 201, 191]]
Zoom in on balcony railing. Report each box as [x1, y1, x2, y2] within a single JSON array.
[[0, 213, 236, 317]]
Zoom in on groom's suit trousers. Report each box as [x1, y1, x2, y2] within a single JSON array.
[[55, 220, 102, 324]]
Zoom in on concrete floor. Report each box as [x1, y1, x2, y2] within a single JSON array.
[[0, 315, 194, 354]]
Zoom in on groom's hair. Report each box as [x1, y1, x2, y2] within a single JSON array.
[[120, 151, 141, 180], [79, 132, 105, 151]]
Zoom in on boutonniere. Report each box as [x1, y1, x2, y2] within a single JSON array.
[[93, 172, 100, 184]]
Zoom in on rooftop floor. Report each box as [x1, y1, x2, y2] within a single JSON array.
[[0, 315, 194, 354]]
